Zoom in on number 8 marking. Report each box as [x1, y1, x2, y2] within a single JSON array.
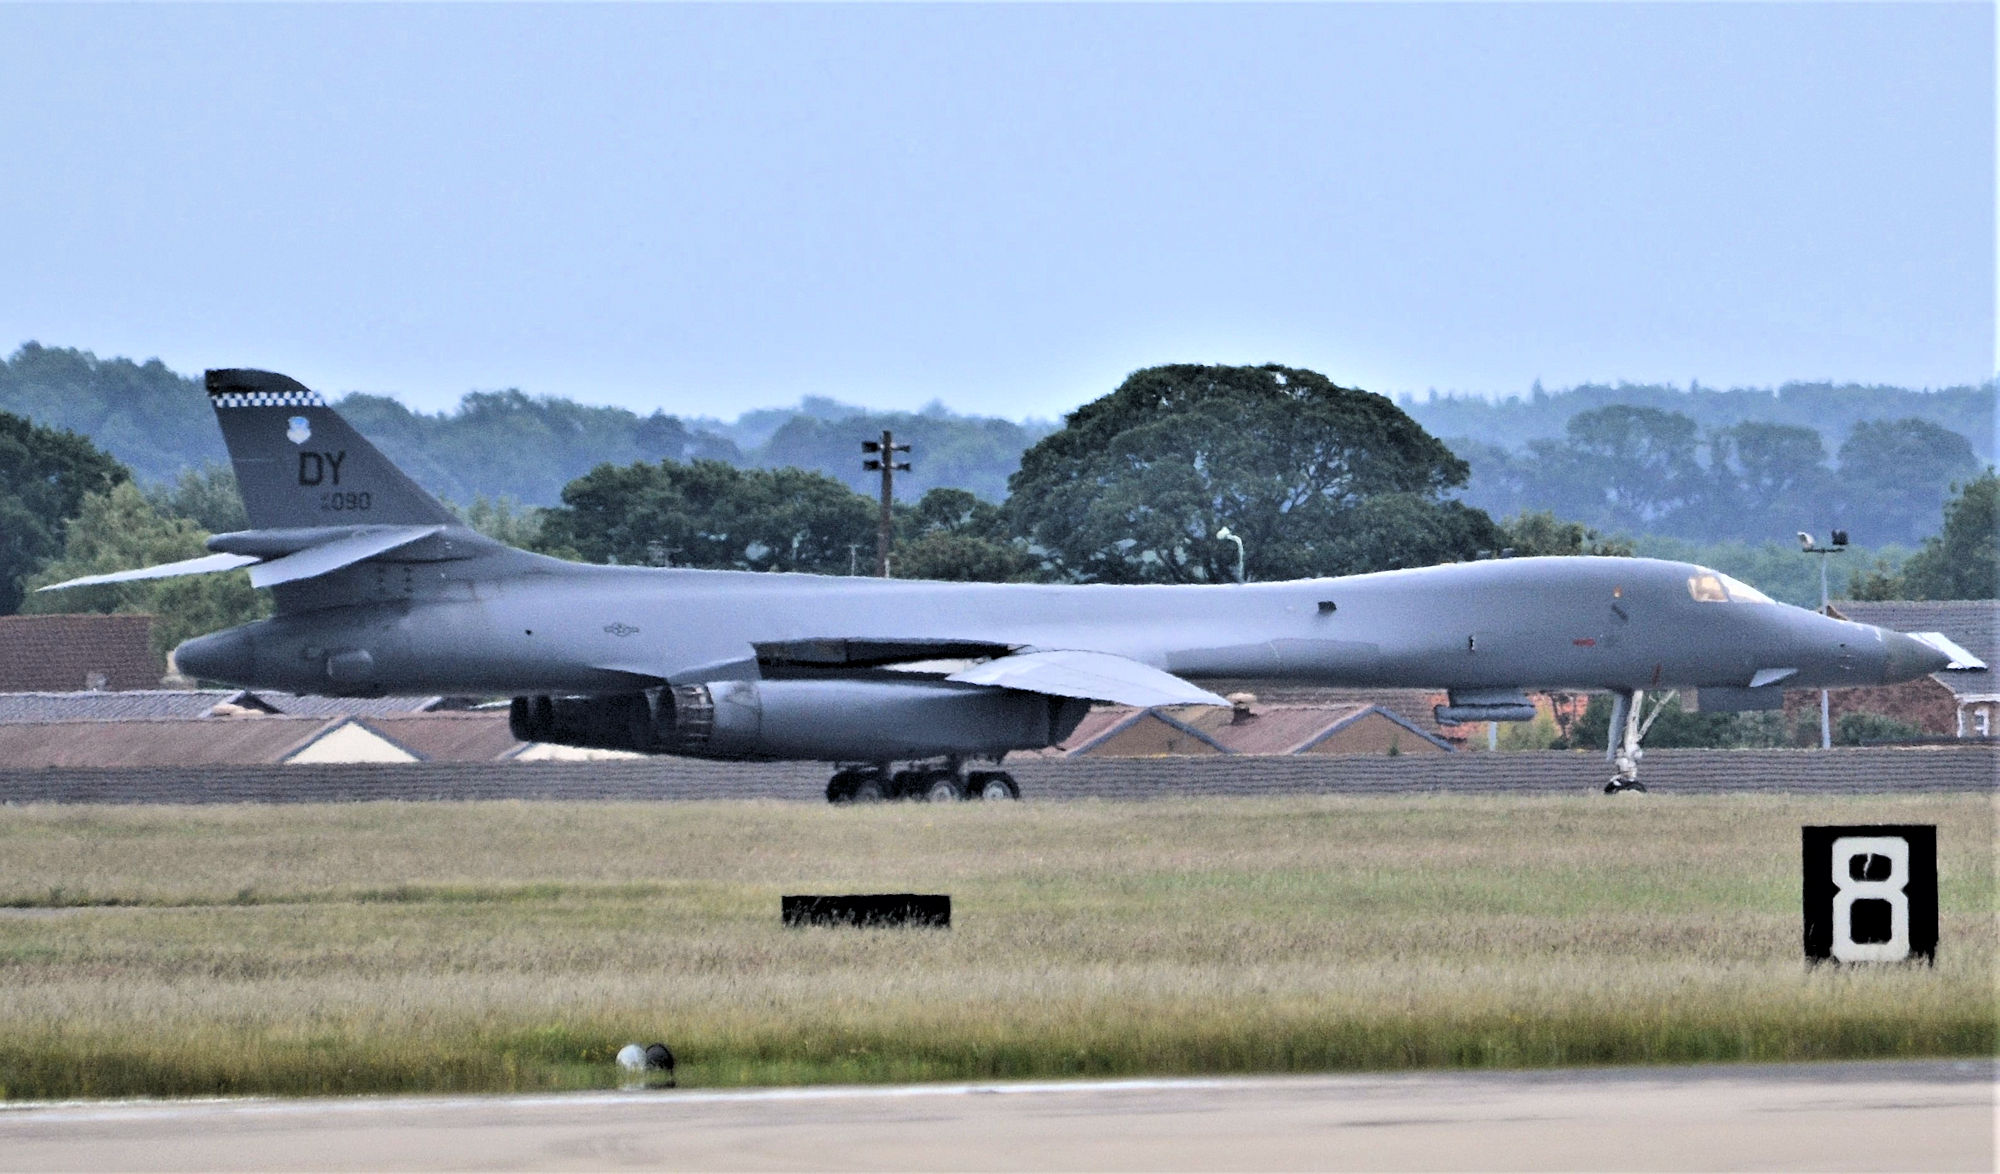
[[1829, 835, 1910, 962]]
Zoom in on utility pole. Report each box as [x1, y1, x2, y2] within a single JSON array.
[[862, 430, 910, 578], [1798, 528, 1849, 749]]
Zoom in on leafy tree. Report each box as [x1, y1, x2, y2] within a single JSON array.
[[1853, 470, 2000, 600], [1497, 510, 1634, 558], [20, 482, 267, 659], [144, 462, 248, 534], [1007, 364, 1493, 583], [0, 409, 130, 614], [450, 494, 556, 553], [539, 459, 875, 574], [1535, 405, 1707, 533], [1835, 418, 1981, 546], [0, 343, 225, 483], [1835, 711, 1928, 746], [891, 488, 1040, 582], [1701, 422, 1830, 541], [1555, 693, 1792, 750], [1844, 555, 1910, 602]]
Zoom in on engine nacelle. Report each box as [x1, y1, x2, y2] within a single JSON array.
[[510, 678, 1089, 762]]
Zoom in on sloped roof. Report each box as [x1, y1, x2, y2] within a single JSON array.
[[1832, 600, 1999, 698], [356, 713, 524, 762], [1068, 708, 1229, 756], [1164, 703, 1367, 754], [0, 614, 163, 692], [249, 691, 447, 718], [0, 717, 334, 768], [0, 689, 448, 723], [0, 690, 258, 723]]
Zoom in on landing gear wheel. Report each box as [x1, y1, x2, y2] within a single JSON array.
[[923, 777, 965, 803], [968, 771, 1020, 801], [1603, 779, 1647, 795], [827, 769, 887, 804]]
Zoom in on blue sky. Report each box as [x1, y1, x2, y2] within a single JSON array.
[[0, 3, 1990, 418]]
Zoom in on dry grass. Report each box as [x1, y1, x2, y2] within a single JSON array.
[[0, 794, 1991, 1098]]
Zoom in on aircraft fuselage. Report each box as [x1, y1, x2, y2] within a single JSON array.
[[176, 550, 1923, 700]]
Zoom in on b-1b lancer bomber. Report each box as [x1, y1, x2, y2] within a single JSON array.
[[47, 370, 1951, 798]]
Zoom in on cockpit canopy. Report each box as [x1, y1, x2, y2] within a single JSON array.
[[1688, 570, 1774, 604]]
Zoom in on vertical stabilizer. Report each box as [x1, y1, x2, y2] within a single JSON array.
[[205, 369, 456, 530]]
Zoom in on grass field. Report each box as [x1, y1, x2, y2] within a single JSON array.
[[0, 795, 1991, 1099]]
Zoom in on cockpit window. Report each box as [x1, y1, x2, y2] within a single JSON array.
[[1688, 570, 1776, 603], [1719, 573, 1774, 604]]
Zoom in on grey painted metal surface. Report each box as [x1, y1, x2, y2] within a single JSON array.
[[0, 745, 1990, 804]]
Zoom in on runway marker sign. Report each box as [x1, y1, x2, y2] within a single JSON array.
[[782, 894, 951, 929], [1802, 825, 1937, 964]]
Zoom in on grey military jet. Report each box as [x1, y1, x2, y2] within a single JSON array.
[[46, 369, 1950, 797]]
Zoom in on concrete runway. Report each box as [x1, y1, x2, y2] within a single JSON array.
[[0, 1061, 1990, 1172]]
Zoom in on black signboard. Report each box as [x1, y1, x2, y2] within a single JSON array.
[[1802, 825, 1937, 964], [782, 893, 951, 928]]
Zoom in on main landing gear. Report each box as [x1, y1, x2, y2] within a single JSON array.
[[825, 759, 1021, 804], [1604, 688, 1678, 794]]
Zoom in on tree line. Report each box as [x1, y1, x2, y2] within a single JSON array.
[[1446, 404, 1986, 548], [1401, 378, 1994, 462], [6, 343, 1984, 552]]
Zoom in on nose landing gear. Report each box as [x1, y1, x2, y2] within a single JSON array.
[[1604, 688, 1677, 794], [825, 759, 1021, 804]]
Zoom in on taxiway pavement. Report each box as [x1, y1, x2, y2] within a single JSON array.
[[0, 1060, 1990, 1171]]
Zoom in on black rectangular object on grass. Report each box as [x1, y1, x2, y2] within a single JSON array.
[[782, 894, 951, 928], [1802, 825, 1937, 964]]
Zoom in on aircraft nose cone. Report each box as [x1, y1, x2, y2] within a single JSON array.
[[174, 626, 254, 685], [1880, 630, 1950, 684]]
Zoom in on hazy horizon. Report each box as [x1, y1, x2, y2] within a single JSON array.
[[16, 337, 1998, 429]]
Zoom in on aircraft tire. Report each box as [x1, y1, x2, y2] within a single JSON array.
[[970, 772, 1020, 801], [848, 776, 888, 803], [1602, 779, 1648, 795], [923, 777, 965, 803]]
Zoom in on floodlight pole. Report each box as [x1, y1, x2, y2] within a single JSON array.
[[862, 430, 911, 578], [1216, 527, 1246, 584]]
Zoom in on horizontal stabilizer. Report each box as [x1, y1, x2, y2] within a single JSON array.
[[37, 524, 447, 594], [37, 552, 261, 592], [947, 649, 1229, 708], [247, 524, 444, 588]]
